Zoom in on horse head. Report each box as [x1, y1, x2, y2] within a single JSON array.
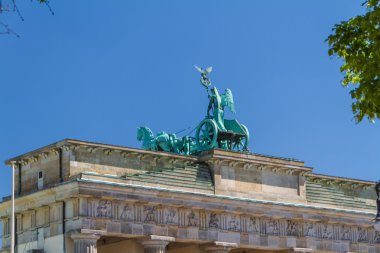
[[137, 126, 154, 142]]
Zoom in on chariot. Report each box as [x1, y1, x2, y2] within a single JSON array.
[[195, 117, 249, 152]]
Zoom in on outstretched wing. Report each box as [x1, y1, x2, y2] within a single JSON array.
[[194, 65, 203, 73], [221, 89, 236, 113], [205, 66, 212, 74]]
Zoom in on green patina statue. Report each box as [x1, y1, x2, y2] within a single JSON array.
[[137, 127, 195, 155], [207, 87, 235, 131], [137, 66, 250, 155]]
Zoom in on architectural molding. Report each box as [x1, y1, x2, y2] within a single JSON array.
[[204, 241, 237, 253], [71, 233, 101, 253], [138, 235, 175, 253]]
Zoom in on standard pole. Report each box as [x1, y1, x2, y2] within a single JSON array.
[[10, 162, 15, 253]]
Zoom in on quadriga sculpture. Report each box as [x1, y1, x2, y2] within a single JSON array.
[[137, 66, 250, 155]]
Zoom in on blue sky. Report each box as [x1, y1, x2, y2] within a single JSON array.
[[0, 0, 379, 202]]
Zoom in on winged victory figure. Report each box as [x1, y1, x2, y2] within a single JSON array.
[[207, 87, 236, 131]]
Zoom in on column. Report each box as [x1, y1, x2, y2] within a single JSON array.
[[71, 233, 100, 253], [204, 241, 237, 253], [138, 235, 175, 253]]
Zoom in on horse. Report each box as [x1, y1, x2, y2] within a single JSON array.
[[137, 127, 172, 152], [137, 126, 157, 151], [137, 126, 196, 155]]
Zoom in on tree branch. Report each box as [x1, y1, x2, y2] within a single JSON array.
[[0, 20, 20, 37]]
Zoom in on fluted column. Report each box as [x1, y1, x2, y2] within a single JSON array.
[[204, 241, 237, 253], [71, 233, 100, 253], [138, 235, 175, 253]]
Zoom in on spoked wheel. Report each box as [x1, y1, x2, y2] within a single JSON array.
[[232, 124, 250, 151], [195, 119, 218, 150]]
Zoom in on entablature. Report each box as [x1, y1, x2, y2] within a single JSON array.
[[76, 178, 375, 224], [5, 139, 198, 167], [200, 149, 313, 176]]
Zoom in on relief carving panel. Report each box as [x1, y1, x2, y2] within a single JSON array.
[[143, 206, 156, 223], [248, 217, 260, 233], [286, 220, 299, 237], [358, 227, 368, 243], [374, 231, 380, 243], [320, 224, 333, 240], [96, 200, 112, 218], [164, 207, 178, 225], [208, 212, 219, 229], [266, 219, 280, 236], [340, 225, 351, 241], [119, 204, 134, 221], [304, 222, 315, 237], [227, 215, 240, 231], [187, 210, 198, 227]]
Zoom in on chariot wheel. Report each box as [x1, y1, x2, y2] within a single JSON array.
[[232, 124, 250, 151], [195, 119, 218, 150]]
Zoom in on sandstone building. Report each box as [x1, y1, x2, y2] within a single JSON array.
[[0, 139, 378, 253]]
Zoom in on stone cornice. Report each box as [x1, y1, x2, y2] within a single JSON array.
[[307, 173, 375, 189], [200, 149, 313, 175], [4, 139, 312, 174], [4, 138, 198, 167]]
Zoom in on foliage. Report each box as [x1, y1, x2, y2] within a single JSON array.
[[327, 0, 380, 122]]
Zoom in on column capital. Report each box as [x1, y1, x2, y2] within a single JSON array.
[[70, 233, 100, 253], [290, 248, 313, 253], [138, 235, 175, 253], [204, 241, 237, 253]]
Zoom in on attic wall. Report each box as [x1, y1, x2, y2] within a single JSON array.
[[68, 149, 179, 178], [210, 164, 307, 204], [17, 153, 60, 195]]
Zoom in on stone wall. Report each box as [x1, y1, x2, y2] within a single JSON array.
[[0, 190, 79, 253], [17, 151, 61, 195], [210, 163, 306, 203]]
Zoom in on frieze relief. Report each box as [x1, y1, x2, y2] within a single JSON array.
[[320, 223, 333, 240], [304, 222, 315, 237], [119, 203, 134, 221], [340, 225, 351, 241], [82, 199, 380, 244], [266, 219, 280, 236], [286, 220, 299, 237], [374, 231, 380, 243], [143, 206, 156, 223], [227, 214, 240, 231], [248, 217, 260, 233], [358, 227, 368, 243], [164, 207, 178, 225], [96, 200, 112, 218], [208, 212, 219, 229], [187, 210, 198, 227]]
